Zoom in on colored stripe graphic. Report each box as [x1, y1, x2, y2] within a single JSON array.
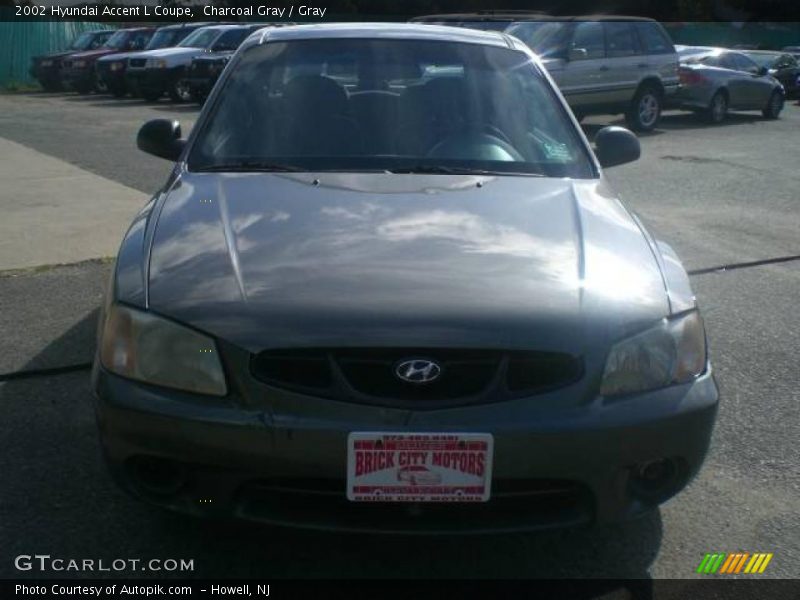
[[699, 552, 773, 574]]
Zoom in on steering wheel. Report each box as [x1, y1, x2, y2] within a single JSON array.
[[426, 131, 525, 162], [481, 123, 513, 145]]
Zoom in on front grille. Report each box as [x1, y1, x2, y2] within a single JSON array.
[[191, 61, 210, 77], [250, 348, 582, 406], [129, 58, 146, 68], [235, 478, 594, 533]]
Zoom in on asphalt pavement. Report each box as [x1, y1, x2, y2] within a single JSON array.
[[0, 91, 798, 581]]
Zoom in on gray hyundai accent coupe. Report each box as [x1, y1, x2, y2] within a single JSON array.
[[93, 23, 719, 533]]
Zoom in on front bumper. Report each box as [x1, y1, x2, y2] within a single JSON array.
[[93, 361, 719, 534], [61, 67, 94, 91], [126, 66, 182, 97], [32, 63, 62, 87], [97, 66, 127, 93], [185, 76, 215, 99]]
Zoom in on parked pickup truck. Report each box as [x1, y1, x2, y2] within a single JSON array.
[[125, 25, 253, 102]]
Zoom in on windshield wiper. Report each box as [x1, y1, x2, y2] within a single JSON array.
[[194, 161, 305, 173], [388, 165, 544, 177]]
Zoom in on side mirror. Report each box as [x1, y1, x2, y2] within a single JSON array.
[[568, 48, 588, 61], [756, 66, 769, 76], [137, 119, 185, 161], [594, 126, 641, 168]]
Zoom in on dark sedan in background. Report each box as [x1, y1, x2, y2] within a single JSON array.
[[742, 50, 800, 98], [676, 46, 785, 123], [94, 24, 718, 534], [185, 24, 269, 103], [61, 27, 153, 94], [29, 29, 114, 92]]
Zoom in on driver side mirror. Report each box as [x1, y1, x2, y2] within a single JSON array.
[[756, 65, 769, 76], [568, 48, 589, 61], [594, 126, 640, 168], [137, 119, 185, 161]]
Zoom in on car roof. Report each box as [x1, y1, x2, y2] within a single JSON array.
[[155, 22, 215, 32], [244, 22, 513, 49], [742, 50, 786, 56], [411, 13, 657, 22]]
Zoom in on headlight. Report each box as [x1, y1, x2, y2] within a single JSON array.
[[148, 59, 168, 69], [99, 304, 227, 396], [73, 60, 86, 68], [600, 311, 707, 397], [109, 62, 123, 71]]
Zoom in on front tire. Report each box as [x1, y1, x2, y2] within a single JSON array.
[[762, 90, 784, 119], [705, 90, 728, 124], [626, 85, 662, 132]]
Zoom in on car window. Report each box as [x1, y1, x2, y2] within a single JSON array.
[[212, 29, 251, 52], [103, 30, 131, 50], [179, 28, 221, 49], [89, 32, 112, 50], [146, 29, 177, 50], [570, 22, 605, 60], [604, 22, 639, 57], [127, 31, 152, 51], [636, 22, 673, 55], [731, 53, 759, 73], [70, 32, 95, 51], [716, 53, 738, 70], [505, 21, 568, 58], [189, 39, 595, 179]]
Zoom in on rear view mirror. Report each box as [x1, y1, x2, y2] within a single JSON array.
[[594, 126, 641, 168], [569, 48, 589, 61], [137, 119, 185, 161]]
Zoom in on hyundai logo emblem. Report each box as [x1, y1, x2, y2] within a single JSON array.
[[395, 359, 442, 384]]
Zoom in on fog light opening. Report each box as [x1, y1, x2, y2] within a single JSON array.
[[127, 456, 187, 496], [629, 457, 685, 503]]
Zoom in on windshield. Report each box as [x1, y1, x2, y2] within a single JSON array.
[[70, 32, 94, 50], [103, 30, 129, 50], [72, 31, 111, 51], [189, 39, 593, 178], [179, 28, 222, 49], [146, 29, 181, 50]]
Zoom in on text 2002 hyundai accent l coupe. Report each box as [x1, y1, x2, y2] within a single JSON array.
[[93, 23, 719, 533]]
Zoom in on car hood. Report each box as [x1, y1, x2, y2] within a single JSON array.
[[66, 48, 115, 61], [139, 46, 206, 60], [194, 52, 235, 63], [141, 173, 670, 354], [35, 50, 77, 61], [97, 51, 138, 63]]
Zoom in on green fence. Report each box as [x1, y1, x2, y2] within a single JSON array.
[[664, 22, 800, 50], [0, 21, 113, 88]]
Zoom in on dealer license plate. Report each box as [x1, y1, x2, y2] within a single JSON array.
[[346, 432, 494, 502]]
